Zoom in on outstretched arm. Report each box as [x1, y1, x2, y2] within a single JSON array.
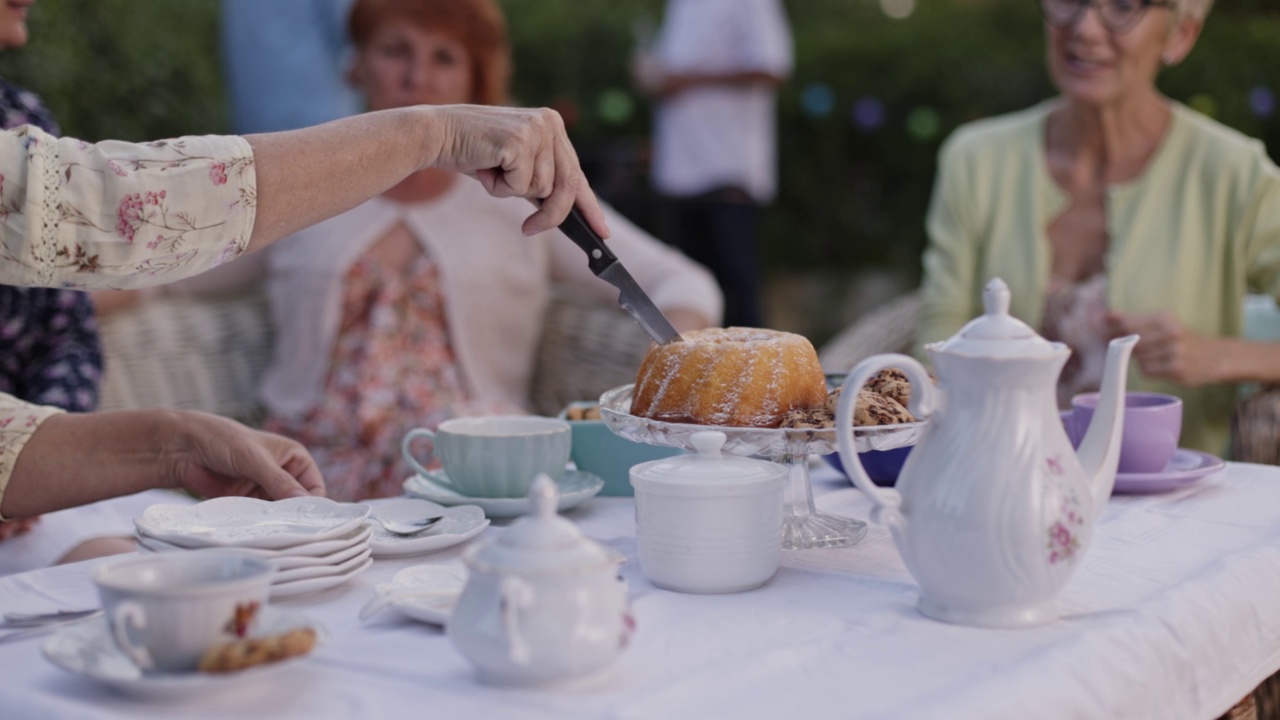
[[0, 105, 607, 291]]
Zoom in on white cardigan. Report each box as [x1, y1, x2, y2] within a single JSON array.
[[206, 179, 722, 418]]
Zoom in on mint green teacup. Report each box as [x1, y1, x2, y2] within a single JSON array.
[[401, 416, 572, 498]]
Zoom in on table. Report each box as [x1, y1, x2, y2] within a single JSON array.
[[3, 462, 1280, 720]]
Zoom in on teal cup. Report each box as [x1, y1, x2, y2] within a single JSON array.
[[401, 416, 572, 499], [560, 404, 683, 496]]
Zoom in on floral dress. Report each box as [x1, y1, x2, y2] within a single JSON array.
[[265, 249, 517, 502]]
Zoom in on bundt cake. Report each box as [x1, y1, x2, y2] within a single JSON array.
[[629, 327, 827, 428]]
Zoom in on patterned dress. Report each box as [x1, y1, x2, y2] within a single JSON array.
[[265, 250, 517, 502], [0, 78, 101, 414]]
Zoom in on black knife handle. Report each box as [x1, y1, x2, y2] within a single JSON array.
[[558, 205, 618, 276]]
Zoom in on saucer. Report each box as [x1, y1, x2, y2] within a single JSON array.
[[402, 470, 604, 519], [363, 498, 490, 558], [136, 525, 374, 568], [374, 563, 468, 625], [136, 497, 371, 550], [42, 607, 324, 699], [269, 557, 373, 599], [1112, 449, 1226, 495]]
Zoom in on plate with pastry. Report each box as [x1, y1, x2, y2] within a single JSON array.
[[42, 607, 325, 699]]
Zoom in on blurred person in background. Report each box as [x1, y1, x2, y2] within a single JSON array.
[[105, 0, 722, 503], [634, 0, 792, 329], [221, 0, 361, 134], [915, 0, 1280, 456]]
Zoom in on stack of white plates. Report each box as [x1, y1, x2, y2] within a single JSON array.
[[133, 497, 373, 599]]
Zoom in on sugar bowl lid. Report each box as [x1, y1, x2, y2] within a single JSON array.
[[462, 475, 619, 575], [930, 278, 1064, 359], [630, 431, 785, 497]]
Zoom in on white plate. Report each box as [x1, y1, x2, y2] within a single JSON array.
[[136, 525, 374, 567], [135, 497, 371, 550], [364, 498, 490, 558], [269, 557, 373, 599], [403, 470, 603, 519], [42, 607, 324, 699], [273, 546, 373, 584], [378, 564, 468, 625]]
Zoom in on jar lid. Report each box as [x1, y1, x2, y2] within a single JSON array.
[[630, 431, 785, 497], [930, 278, 1063, 359], [463, 475, 618, 574]]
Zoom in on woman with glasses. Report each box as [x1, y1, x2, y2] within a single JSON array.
[[915, 0, 1280, 456]]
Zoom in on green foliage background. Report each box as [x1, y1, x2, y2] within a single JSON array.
[[1, 0, 1277, 291]]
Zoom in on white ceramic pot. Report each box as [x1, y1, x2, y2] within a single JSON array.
[[448, 476, 631, 687], [631, 431, 785, 594]]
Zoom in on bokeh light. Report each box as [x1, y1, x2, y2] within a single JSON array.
[[852, 96, 885, 133], [1188, 93, 1219, 119], [880, 0, 917, 20], [802, 83, 835, 118], [906, 106, 941, 142], [596, 88, 635, 125], [1249, 86, 1276, 119]]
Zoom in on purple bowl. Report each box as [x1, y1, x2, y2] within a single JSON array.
[[822, 445, 913, 487]]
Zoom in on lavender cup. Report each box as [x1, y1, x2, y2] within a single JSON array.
[[1064, 392, 1183, 474]]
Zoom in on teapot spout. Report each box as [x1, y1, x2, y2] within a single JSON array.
[[1077, 335, 1139, 510]]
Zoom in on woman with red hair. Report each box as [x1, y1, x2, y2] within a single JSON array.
[[148, 0, 721, 502]]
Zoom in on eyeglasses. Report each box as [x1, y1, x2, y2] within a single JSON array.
[[1037, 0, 1174, 34]]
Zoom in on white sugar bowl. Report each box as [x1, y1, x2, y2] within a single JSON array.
[[448, 475, 632, 687], [630, 431, 785, 593]]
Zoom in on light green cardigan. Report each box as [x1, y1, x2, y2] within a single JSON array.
[[917, 100, 1280, 455]]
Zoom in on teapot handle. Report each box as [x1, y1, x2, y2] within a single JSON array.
[[835, 354, 936, 528]]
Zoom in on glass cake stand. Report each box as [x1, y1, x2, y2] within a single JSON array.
[[599, 384, 926, 550]]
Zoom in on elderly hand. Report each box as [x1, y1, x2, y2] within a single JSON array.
[[166, 411, 326, 502], [1106, 311, 1223, 386], [427, 105, 609, 239]]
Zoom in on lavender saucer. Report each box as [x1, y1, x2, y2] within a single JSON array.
[[1112, 449, 1226, 495]]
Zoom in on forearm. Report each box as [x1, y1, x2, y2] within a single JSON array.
[[2, 410, 180, 518], [245, 107, 439, 252], [1215, 337, 1280, 384]]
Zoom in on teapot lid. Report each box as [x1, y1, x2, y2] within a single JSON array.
[[630, 431, 785, 497], [932, 278, 1064, 359], [462, 475, 619, 575]]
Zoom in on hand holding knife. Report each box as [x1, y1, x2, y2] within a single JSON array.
[[555, 205, 684, 345]]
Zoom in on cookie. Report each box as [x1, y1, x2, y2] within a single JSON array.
[[853, 388, 914, 426], [780, 407, 834, 429], [865, 368, 910, 407]]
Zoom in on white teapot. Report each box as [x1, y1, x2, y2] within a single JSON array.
[[448, 475, 632, 687], [836, 278, 1138, 628]]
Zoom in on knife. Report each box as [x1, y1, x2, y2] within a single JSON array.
[[557, 205, 683, 345]]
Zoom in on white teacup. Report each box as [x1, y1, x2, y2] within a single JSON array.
[[92, 550, 275, 673], [402, 416, 572, 498]]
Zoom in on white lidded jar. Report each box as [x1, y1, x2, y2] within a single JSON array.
[[449, 475, 632, 687], [630, 431, 786, 593]]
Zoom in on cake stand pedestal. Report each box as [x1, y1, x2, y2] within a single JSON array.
[[599, 384, 923, 550]]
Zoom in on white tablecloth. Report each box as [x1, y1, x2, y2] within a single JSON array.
[[2, 463, 1280, 720]]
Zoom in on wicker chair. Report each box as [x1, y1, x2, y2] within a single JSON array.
[[817, 292, 922, 374], [97, 286, 648, 423]]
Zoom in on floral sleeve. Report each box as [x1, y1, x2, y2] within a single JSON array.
[[0, 125, 257, 515], [0, 124, 257, 290], [0, 392, 63, 519]]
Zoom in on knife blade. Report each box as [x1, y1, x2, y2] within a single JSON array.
[[557, 205, 683, 345]]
